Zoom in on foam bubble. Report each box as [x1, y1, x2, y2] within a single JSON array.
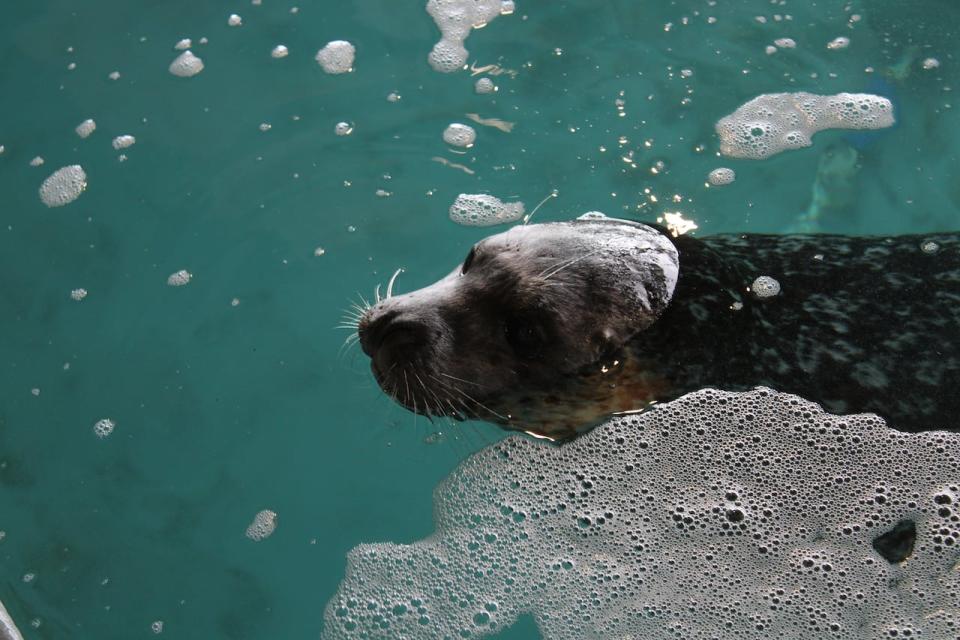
[[271, 45, 289, 58], [426, 0, 504, 73], [334, 122, 353, 136], [169, 50, 204, 77], [442, 123, 476, 148], [708, 167, 735, 185], [111, 135, 136, 150], [108, 70, 121, 80], [716, 92, 895, 159], [475, 77, 496, 94], [316, 40, 355, 74], [70, 288, 87, 301], [449, 194, 524, 226], [227, 14, 242, 26], [75, 119, 96, 139], [30, 156, 45, 167], [773, 37, 796, 48], [324, 388, 960, 640], [93, 418, 115, 439], [751, 275, 781, 298], [827, 36, 850, 50], [922, 57, 940, 70], [174, 38, 192, 50], [245, 509, 277, 541], [39, 165, 87, 207], [166, 270, 192, 286]]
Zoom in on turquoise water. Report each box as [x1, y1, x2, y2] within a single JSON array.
[[0, 0, 957, 638]]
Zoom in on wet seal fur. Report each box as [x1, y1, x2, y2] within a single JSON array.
[[357, 214, 960, 440]]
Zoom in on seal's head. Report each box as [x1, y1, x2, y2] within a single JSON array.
[[357, 215, 679, 440]]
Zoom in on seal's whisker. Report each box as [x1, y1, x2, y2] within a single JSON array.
[[374, 284, 382, 304], [437, 371, 484, 387], [522, 188, 558, 226], [337, 333, 363, 360], [431, 373, 510, 422], [386, 267, 405, 299], [541, 247, 604, 281]]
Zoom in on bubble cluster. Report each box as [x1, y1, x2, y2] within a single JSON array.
[[449, 194, 524, 227], [475, 77, 496, 94], [324, 388, 960, 640], [166, 270, 192, 287], [271, 45, 289, 59], [111, 135, 136, 150], [716, 92, 894, 159], [39, 165, 87, 208], [751, 275, 781, 298], [315, 41, 355, 74], [334, 122, 353, 136], [426, 0, 505, 73], [227, 13, 242, 27], [245, 509, 277, 541], [75, 119, 96, 139], [773, 37, 796, 48], [922, 57, 940, 70], [174, 38, 191, 51], [708, 167, 735, 186], [92, 418, 115, 439], [70, 288, 87, 301], [442, 123, 476, 147], [168, 51, 204, 77], [827, 36, 850, 50]]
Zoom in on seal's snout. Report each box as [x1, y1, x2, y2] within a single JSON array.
[[358, 307, 430, 363]]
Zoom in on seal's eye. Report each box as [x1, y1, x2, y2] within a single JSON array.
[[461, 246, 477, 275], [504, 315, 546, 358]]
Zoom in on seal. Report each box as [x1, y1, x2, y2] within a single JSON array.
[[356, 214, 960, 440]]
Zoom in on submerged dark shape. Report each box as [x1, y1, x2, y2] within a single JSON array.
[[872, 519, 917, 564], [357, 214, 960, 439]]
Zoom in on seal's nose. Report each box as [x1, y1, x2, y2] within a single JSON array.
[[358, 308, 430, 362]]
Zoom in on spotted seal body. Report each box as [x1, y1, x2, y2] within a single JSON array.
[[357, 216, 960, 439]]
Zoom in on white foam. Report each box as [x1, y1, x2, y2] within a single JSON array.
[[334, 122, 353, 136], [751, 275, 781, 298], [426, 0, 505, 73], [93, 418, 115, 439], [922, 57, 940, 70], [827, 36, 850, 50], [773, 37, 796, 48], [442, 122, 476, 147], [245, 509, 277, 541], [316, 40, 355, 74], [166, 269, 192, 286], [111, 134, 136, 150], [174, 38, 192, 50], [449, 194, 524, 227], [39, 165, 87, 207], [474, 77, 496, 94], [228, 13, 242, 26], [324, 388, 960, 640], [716, 92, 894, 159], [108, 70, 121, 80], [168, 50, 204, 77], [75, 118, 96, 138], [70, 288, 88, 301], [30, 156, 44, 167], [707, 167, 735, 185], [271, 45, 289, 58]]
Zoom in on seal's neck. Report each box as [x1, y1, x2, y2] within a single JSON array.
[[629, 231, 764, 400]]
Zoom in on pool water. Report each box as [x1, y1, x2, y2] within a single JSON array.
[[0, 0, 956, 638]]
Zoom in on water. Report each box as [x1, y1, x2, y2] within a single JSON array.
[[0, 0, 956, 638]]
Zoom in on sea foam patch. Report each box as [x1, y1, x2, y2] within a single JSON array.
[[39, 165, 87, 207], [449, 193, 524, 226], [426, 0, 508, 72], [716, 92, 894, 159], [324, 388, 960, 639]]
